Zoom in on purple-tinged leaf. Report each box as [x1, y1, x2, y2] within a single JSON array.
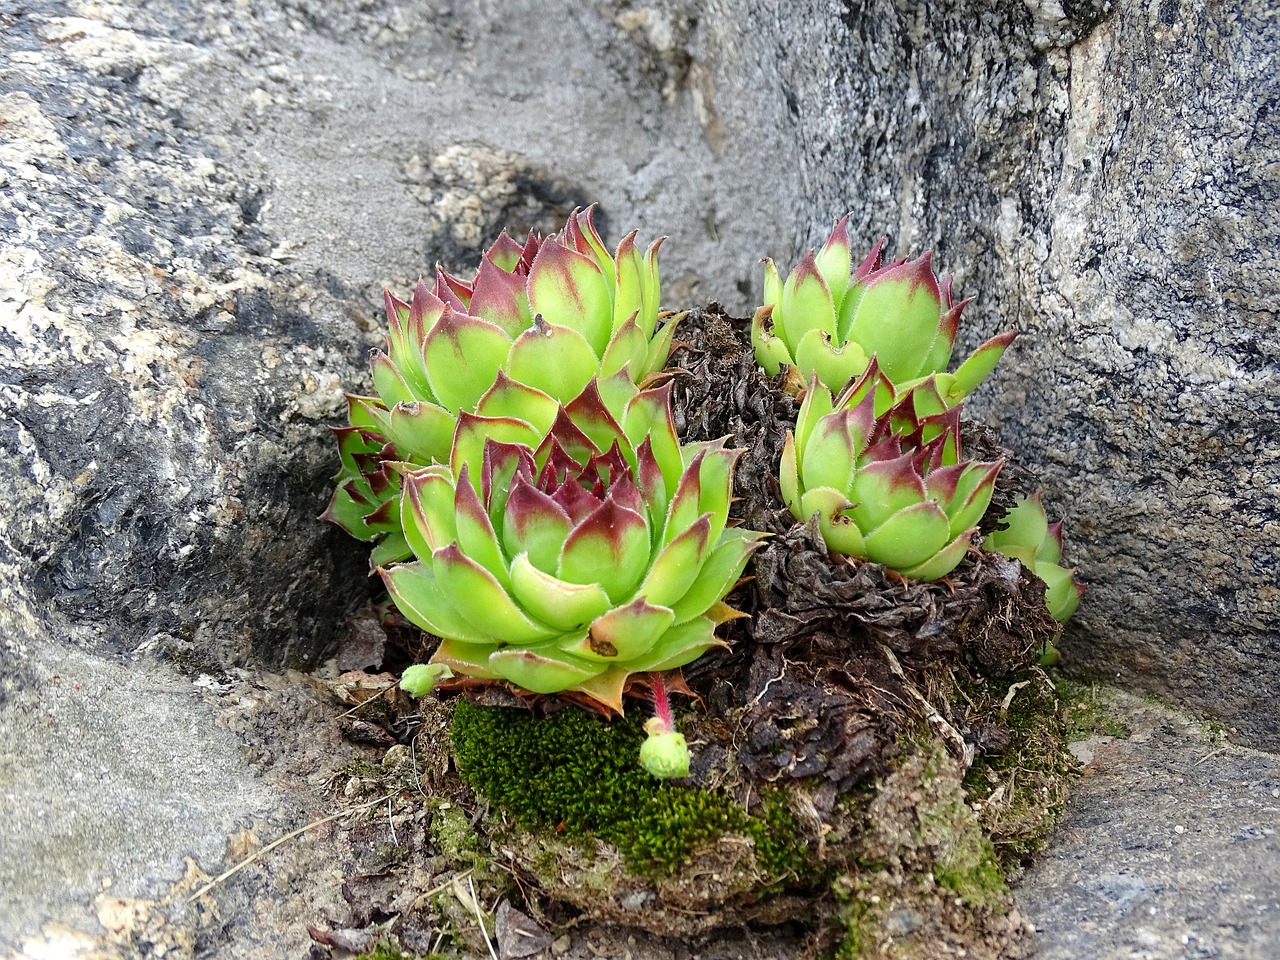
[[401, 466, 457, 557], [469, 254, 533, 338], [527, 239, 613, 357], [846, 252, 945, 383], [815, 215, 852, 308], [451, 412, 541, 494], [506, 317, 600, 403], [453, 465, 511, 588], [625, 616, 727, 673], [422, 307, 512, 414], [387, 400, 456, 465], [485, 230, 527, 272], [848, 452, 928, 531], [563, 378, 628, 455], [502, 473, 573, 574], [623, 382, 683, 488], [780, 251, 837, 348], [614, 231, 647, 335], [600, 312, 649, 379], [947, 329, 1018, 403], [557, 498, 651, 602], [668, 529, 765, 624], [434, 264, 471, 311], [475, 371, 558, 437]]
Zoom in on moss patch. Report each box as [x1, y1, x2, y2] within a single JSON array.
[[450, 699, 807, 879]]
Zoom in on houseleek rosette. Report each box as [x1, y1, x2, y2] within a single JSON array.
[[780, 364, 1003, 580], [380, 375, 766, 713], [752, 217, 1016, 404], [986, 493, 1085, 623], [324, 207, 679, 561]]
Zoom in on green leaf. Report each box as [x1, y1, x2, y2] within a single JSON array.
[[423, 308, 513, 413], [779, 251, 837, 349], [560, 597, 675, 662], [508, 552, 613, 631], [557, 498, 651, 603], [846, 254, 944, 384], [386, 400, 457, 465], [861, 501, 952, 571], [433, 544, 559, 644], [381, 561, 494, 645], [488, 644, 606, 694], [506, 319, 600, 403], [752, 306, 794, 377], [639, 515, 712, 607], [668, 530, 763, 623], [800, 486, 865, 557], [527, 239, 613, 357]]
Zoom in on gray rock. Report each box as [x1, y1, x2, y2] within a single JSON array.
[[1015, 688, 1280, 959], [2, 0, 1276, 956]]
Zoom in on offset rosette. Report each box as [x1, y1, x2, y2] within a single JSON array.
[[752, 217, 1016, 403], [325, 207, 679, 555], [780, 364, 1003, 580], [380, 376, 766, 713], [985, 493, 1085, 623]]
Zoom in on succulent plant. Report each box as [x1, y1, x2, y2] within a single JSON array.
[[985, 493, 1085, 623], [380, 374, 766, 714], [752, 217, 1016, 403], [324, 208, 679, 558], [780, 364, 1003, 580]]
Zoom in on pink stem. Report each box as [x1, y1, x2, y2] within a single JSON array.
[[651, 672, 673, 734]]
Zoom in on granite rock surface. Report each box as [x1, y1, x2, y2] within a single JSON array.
[[1, 0, 1276, 956]]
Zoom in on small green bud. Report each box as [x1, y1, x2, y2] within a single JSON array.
[[639, 726, 691, 780], [400, 663, 452, 698]]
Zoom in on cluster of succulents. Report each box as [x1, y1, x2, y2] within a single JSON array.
[[382, 375, 763, 716], [752, 217, 1017, 406], [328, 210, 1084, 777], [781, 364, 1002, 580], [323, 207, 678, 567]]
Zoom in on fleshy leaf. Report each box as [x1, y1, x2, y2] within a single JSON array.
[[423, 308, 513, 413], [557, 498, 651, 602], [779, 251, 837, 348], [487, 644, 605, 694], [469, 254, 532, 338], [527, 239, 613, 357], [793, 327, 869, 394], [508, 552, 613, 631], [861, 500, 952, 571], [380, 561, 495, 646], [562, 597, 675, 662], [433, 543, 558, 644], [502, 474, 573, 573], [846, 253, 944, 383], [640, 515, 712, 608], [814, 216, 852, 308], [506, 318, 600, 403], [799, 486, 866, 557]]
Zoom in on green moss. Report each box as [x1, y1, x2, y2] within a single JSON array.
[[354, 940, 448, 960], [933, 836, 1007, 908], [1056, 678, 1132, 740], [450, 700, 809, 878]]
